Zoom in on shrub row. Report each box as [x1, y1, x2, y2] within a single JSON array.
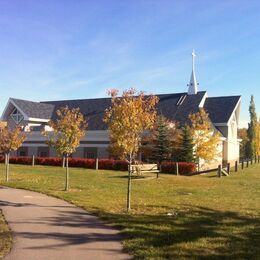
[[0, 156, 128, 171], [161, 161, 196, 175], [0, 156, 196, 174]]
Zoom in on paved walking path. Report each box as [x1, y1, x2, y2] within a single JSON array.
[[0, 186, 130, 260]]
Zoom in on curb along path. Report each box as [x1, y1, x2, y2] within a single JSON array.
[[0, 186, 131, 260]]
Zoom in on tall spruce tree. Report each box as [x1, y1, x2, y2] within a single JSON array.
[[154, 116, 171, 163], [179, 125, 194, 162], [245, 95, 257, 158]]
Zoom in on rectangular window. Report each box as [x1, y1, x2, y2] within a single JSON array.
[[17, 147, 28, 157], [86, 152, 95, 159], [37, 147, 49, 157], [84, 148, 97, 159]]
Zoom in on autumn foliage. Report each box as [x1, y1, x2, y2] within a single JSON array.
[[0, 125, 26, 155], [43, 106, 87, 156], [0, 124, 26, 181], [189, 109, 220, 167], [43, 106, 88, 191], [104, 89, 159, 161], [104, 88, 159, 211]]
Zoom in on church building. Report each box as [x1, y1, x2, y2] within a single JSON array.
[[1, 51, 241, 167]]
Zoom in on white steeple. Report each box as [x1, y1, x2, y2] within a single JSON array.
[[187, 49, 198, 95]]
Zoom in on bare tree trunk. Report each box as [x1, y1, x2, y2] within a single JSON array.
[[4, 153, 7, 165], [157, 160, 161, 179], [5, 153, 10, 182], [65, 154, 69, 191], [127, 155, 132, 211], [62, 155, 65, 168], [197, 157, 200, 172]]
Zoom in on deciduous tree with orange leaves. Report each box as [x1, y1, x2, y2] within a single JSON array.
[[104, 89, 159, 211], [0, 124, 26, 182], [43, 107, 87, 191], [189, 109, 220, 170]]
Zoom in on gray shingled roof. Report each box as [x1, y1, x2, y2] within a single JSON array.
[[156, 91, 206, 125], [11, 98, 55, 120], [42, 91, 207, 130], [204, 96, 241, 123], [43, 97, 112, 130], [9, 92, 241, 130]]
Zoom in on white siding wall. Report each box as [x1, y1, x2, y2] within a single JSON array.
[[19, 130, 110, 159]]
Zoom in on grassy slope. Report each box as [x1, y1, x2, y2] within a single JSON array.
[[0, 210, 12, 259], [0, 164, 259, 259]]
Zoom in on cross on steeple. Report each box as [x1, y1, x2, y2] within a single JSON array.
[[187, 49, 198, 95]]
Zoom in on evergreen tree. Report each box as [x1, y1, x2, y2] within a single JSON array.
[[179, 125, 194, 162], [154, 116, 171, 163], [245, 95, 257, 158], [238, 128, 248, 158]]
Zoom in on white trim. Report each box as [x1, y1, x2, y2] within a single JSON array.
[[9, 99, 29, 120], [199, 91, 208, 108], [0, 98, 28, 120], [0, 98, 12, 120], [27, 123, 41, 127], [28, 117, 50, 122], [21, 144, 48, 147], [10, 107, 24, 124], [0, 98, 51, 123], [213, 123, 228, 126], [227, 97, 242, 125]]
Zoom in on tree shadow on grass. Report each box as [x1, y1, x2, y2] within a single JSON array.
[[99, 205, 260, 259]]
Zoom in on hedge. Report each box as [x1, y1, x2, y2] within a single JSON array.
[[0, 156, 128, 171], [0, 156, 196, 174], [161, 161, 196, 175]]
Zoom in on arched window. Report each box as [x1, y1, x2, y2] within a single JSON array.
[[11, 108, 24, 124]]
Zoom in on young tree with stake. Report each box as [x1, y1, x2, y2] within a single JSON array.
[[104, 89, 158, 211], [0, 125, 26, 182], [43, 106, 87, 191]]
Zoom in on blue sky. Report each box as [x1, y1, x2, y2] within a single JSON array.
[[0, 0, 259, 127]]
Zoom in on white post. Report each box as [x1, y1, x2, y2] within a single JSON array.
[[32, 155, 35, 167], [96, 158, 99, 170]]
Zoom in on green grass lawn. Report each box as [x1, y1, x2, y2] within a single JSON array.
[[0, 163, 259, 259], [0, 209, 12, 259]]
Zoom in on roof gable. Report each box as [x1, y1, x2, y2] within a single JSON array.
[[204, 96, 241, 124], [10, 98, 55, 120]]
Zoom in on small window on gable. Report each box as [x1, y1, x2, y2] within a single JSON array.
[[11, 108, 24, 124]]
